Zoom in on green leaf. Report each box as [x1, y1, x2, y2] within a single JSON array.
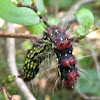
[[75, 26, 86, 38], [27, 22, 47, 34], [22, 41, 32, 50], [77, 69, 100, 94], [8, 75, 15, 83], [48, 18, 59, 26], [0, 0, 45, 25], [74, 8, 94, 29], [35, 0, 45, 16]]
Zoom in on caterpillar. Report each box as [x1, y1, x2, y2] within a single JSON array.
[[20, 39, 52, 81], [20, 25, 79, 87], [17, 2, 79, 87], [44, 26, 79, 87]]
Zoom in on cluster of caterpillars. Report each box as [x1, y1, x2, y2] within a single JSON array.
[[20, 25, 79, 87]]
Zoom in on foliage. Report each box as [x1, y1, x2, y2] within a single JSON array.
[[27, 22, 47, 34], [77, 69, 100, 95], [74, 8, 94, 38], [74, 8, 94, 29], [0, 0, 45, 25], [21, 40, 32, 50], [75, 26, 86, 38], [48, 17, 59, 26]]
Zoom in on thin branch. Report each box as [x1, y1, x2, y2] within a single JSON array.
[[54, 0, 59, 18], [0, 30, 83, 41], [1, 85, 12, 100], [59, 0, 100, 24], [6, 23, 36, 100], [0, 31, 41, 39], [0, 23, 100, 42]]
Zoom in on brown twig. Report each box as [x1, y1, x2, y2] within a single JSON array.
[[0, 31, 42, 39], [1, 85, 12, 100], [0, 30, 83, 42], [54, 0, 59, 18]]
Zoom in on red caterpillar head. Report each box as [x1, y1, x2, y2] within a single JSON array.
[[55, 33, 72, 50], [62, 70, 78, 87], [55, 40, 71, 50]]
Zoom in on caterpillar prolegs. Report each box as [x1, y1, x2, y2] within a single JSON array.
[[20, 25, 79, 87]]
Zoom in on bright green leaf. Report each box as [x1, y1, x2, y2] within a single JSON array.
[[35, 0, 45, 16], [8, 75, 15, 83], [22, 41, 32, 50], [0, 0, 45, 25], [74, 8, 94, 29], [75, 26, 86, 38], [27, 22, 47, 34], [48, 18, 59, 26]]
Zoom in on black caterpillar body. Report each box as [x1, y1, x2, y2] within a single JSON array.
[[21, 40, 52, 81], [21, 25, 79, 87]]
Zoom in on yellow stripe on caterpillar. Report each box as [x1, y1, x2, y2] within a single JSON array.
[[65, 53, 67, 56], [69, 51, 71, 53], [52, 44, 54, 48], [54, 53, 57, 57], [51, 33, 53, 36], [36, 50, 40, 53], [31, 61, 34, 65], [31, 54, 34, 58], [22, 69, 24, 73], [27, 63, 30, 69], [48, 37, 50, 40], [34, 47, 36, 50], [25, 60, 27, 64], [31, 64, 33, 68], [30, 50, 33, 53], [58, 68, 61, 76], [56, 58, 58, 63], [33, 63, 37, 69], [27, 73, 30, 78], [28, 59, 30, 62]]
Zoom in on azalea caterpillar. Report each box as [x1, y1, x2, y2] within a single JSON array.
[[20, 39, 52, 81], [17, 1, 79, 87], [20, 25, 79, 87]]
